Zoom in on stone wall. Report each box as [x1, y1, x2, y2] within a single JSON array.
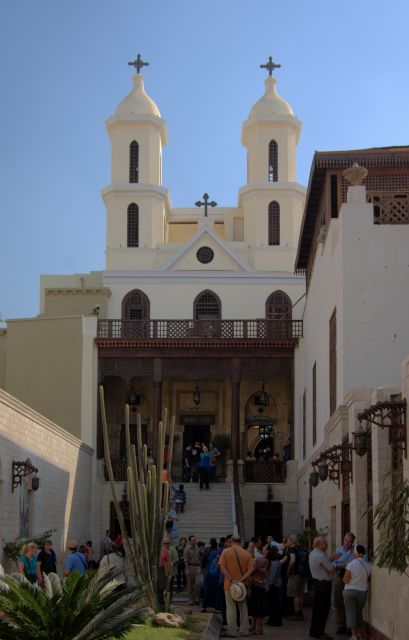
[[0, 388, 93, 574]]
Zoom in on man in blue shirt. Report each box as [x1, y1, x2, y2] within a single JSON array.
[[330, 532, 355, 634], [64, 540, 87, 577]]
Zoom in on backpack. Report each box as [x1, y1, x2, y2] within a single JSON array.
[[297, 547, 311, 577]]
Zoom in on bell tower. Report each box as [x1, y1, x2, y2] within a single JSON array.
[[239, 58, 305, 270], [102, 55, 169, 270]]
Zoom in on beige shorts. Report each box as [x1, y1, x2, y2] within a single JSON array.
[[287, 574, 305, 597]]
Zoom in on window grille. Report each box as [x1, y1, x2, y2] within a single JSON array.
[[268, 201, 280, 245], [266, 290, 291, 320], [268, 140, 278, 182], [129, 141, 139, 183], [329, 309, 337, 415], [127, 203, 139, 247], [122, 289, 150, 320], [312, 362, 317, 446], [302, 389, 306, 460], [194, 290, 221, 320]]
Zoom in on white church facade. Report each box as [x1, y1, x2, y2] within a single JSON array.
[[0, 59, 408, 638]]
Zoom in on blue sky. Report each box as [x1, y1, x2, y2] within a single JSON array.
[[1, 0, 408, 320]]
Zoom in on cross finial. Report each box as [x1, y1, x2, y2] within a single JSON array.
[[195, 193, 217, 217], [128, 53, 149, 74], [260, 56, 281, 77]]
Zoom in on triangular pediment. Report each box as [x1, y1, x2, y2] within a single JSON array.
[[159, 223, 252, 272]]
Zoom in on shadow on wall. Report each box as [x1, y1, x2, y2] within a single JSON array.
[[0, 432, 93, 575]]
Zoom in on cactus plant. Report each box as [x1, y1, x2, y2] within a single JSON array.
[[99, 386, 175, 609]]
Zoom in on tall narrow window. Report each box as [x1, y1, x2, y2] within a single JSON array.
[[302, 389, 306, 460], [193, 290, 221, 320], [129, 141, 139, 183], [127, 203, 139, 247], [268, 201, 280, 245], [329, 309, 337, 415], [312, 362, 317, 446], [268, 140, 278, 182]]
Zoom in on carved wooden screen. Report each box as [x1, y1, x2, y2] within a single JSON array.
[[129, 141, 139, 183], [329, 309, 337, 415], [127, 203, 139, 247], [122, 289, 150, 320], [266, 290, 292, 320], [194, 290, 221, 320], [268, 201, 280, 245]]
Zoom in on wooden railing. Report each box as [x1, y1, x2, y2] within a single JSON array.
[[97, 319, 303, 340], [243, 461, 286, 483]]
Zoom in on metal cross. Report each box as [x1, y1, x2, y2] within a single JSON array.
[[195, 193, 217, 217], [260, 56, 281, 77], [128, 53, 149, 74]]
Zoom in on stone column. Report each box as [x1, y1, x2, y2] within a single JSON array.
[[152, 358, 162, 458], [231, 358, 241, 461]]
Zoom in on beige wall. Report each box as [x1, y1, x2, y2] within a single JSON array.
[[0, 388, 93, 573], [4, 316, 97, 440]]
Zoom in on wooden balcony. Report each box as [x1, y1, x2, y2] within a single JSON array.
[[243, 460, 286, 483], [104, 461, 128, 482], [96, 319, 302, 351]]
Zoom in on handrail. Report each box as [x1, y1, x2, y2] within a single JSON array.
[[232, 460, 245, 539], [97, 318, 303, 340]]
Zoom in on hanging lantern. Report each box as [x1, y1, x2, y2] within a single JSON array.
[[353, 428, 369, 457], [259, 424, 273, 440], [309, 471, 319, 487], [317, 461, 329, 481]]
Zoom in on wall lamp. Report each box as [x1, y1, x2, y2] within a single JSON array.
[[353, 399, 407, 458], [193, 385, 201, 406], [12, 460, 40, 493], [311, 443, 353, 488]]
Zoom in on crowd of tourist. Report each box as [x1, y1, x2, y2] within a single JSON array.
[[183, 441, 220, 486], [0, 491, 371, 640]]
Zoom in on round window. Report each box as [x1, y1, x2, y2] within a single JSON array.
[[196, 246, 214, 264]]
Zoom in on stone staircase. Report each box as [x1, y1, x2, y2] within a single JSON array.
[[173, 481, 234, 543]]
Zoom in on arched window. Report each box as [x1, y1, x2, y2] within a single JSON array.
[[266, 290, 292, 320], [194, 290, 221, 320], [268, 140, 278, 182], [122, 289, 150, 321], [127, 203, 139, 247], [268, 201, 280, 245], [129, 141, 139, 183]]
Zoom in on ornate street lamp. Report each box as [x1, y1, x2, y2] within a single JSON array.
[[309, 471, 319, 487], [352, 427, 370, 456], [259, 424, 273, 440], [317, 461, 329, 481]]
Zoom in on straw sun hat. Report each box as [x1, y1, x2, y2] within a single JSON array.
[[229, 581, 247, 602]]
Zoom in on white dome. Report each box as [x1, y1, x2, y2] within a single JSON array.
[[249, 76, 293, 118], [115, 74, 161, 117]]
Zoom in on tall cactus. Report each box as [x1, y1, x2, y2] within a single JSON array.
[[99, 386, 175, 609]]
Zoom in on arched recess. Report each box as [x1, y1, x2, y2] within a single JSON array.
[[193, 290, 221, 320], [268, 201, 280, 245], [122, 289, 150, 320], [127, 203, 139, 247], [268, 140, 278, 182], [265, 290, 292, 320], [129, 140, 139, 183], [121, 289, 150, 338], [266, 290, 292, 339]]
